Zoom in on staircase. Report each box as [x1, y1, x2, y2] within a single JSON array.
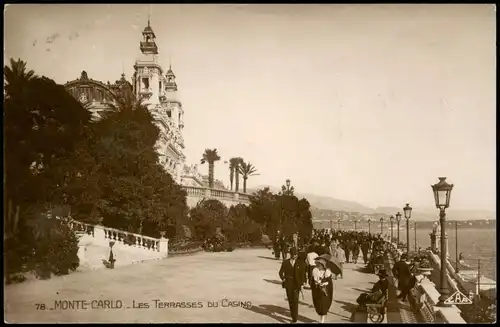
[[69, 219, 169, 271]]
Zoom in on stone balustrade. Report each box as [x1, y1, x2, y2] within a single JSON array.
[[68, 218, 169, 254], [183, 185, 251, 207]]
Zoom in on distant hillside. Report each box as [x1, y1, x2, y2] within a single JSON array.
[[247, 186, 374, 214], [247, 185, 495, 221]]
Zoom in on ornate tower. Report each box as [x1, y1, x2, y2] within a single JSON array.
[[132, 20, 186, 183]]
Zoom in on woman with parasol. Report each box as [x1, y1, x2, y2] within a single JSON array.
[[311, 254, 342, 323]]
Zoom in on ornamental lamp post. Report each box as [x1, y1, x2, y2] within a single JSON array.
[[280, 178, 293, 259], [380, 217, 384, 235], [403, 203, 412, 255], [367, 218, 371, 234], [396, 212, 402, 247], [431, 177, 454, 307], [354, 219, 358, 231], [337, 218, 341, 230], [390, 215, 394, 243]]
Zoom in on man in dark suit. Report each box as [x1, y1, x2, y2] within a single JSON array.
[[361, 240, 370, 264], [279, 247, 307, 323], [392, 253, 412, 302]]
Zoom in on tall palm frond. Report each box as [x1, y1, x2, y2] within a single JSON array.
[[4, 58, 37, 98], [238, 161, 259, 193], [200, 149, 221, 189]]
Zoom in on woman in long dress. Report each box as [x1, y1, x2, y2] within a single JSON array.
[[311, 258, 334, 323]]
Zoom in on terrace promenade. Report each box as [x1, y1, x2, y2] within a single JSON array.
[[5, 248, 414, 324]]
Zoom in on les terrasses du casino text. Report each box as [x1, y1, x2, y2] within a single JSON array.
[[36, 299, 253, 311]]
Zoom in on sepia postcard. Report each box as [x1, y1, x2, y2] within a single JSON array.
[[3, 4, 496, 324]]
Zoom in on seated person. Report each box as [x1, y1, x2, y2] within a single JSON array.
[[356, 269, 389, 307]]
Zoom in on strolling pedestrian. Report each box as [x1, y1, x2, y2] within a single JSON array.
[[344, 239, 351, 263], [352, 241, 360, 264], [335, 244, 346, 279], [279, 248, 307, 323], [311, 258, 334, 323], [361, 240, 370, 264], [306, 244, 319, 287], [392, 253, 412, 302]]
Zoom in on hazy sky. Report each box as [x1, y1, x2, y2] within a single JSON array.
[[4, 4, 496, 212]]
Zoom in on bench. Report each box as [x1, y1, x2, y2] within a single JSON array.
[[354, 295, 388, 323], [366, 295, 388, 323]]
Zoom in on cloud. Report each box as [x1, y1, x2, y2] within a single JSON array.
[[45, 48, 51, 52], [45, 33, 60, 44], [131, 24, 139, 30]]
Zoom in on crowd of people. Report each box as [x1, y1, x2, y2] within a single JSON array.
[[277, 228, 421, 323], [277, 228, 393, 323]]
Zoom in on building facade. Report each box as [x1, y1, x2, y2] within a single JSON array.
[[64, 20, 186, 183], [64, 20, 250, 207]]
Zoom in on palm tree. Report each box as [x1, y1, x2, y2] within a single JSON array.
[[238, 161, 259, 193], [200, 149, 221, 189], [228, 157, 240, 191], [4, 58, 36, 98], [234, 157, 244, 192], [103, 87, 145, 115]]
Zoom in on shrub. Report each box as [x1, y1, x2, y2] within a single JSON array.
[[32, 218, 80, 278], [5, 215, 80, 281]]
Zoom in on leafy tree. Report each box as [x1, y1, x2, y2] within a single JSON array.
[[4, 58, 90, 279], [248, 187, 277, 233], [238, 161, 259, 193], [200, 148, 221, 189], [225, 204, 261, 243], [188, 199, 228, 241], [247, 187, 313, 247], [73, 89, 188, 237], [4, 59, 92, 215]]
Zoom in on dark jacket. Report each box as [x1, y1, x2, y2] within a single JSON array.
[[372, 278, 389, 298], [279, 258, 307, 290], [392, 260, 412, 290]]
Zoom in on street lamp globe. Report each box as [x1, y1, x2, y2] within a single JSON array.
[[403, 203, 412, 219], [390, 215, 394, 222], [380, 217, 384, 223], [396, 212, 402, 222], [286, 179, 291, 189], [431, 177, 454, 209]]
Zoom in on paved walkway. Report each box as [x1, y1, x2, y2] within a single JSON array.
[[5, 249, 380, 323]]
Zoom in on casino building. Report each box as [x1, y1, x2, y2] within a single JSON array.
[[64, 20, 249, 207], [65, 20, 186, 183]]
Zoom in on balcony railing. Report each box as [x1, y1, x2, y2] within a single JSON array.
[[182, 185, 250, 204]]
